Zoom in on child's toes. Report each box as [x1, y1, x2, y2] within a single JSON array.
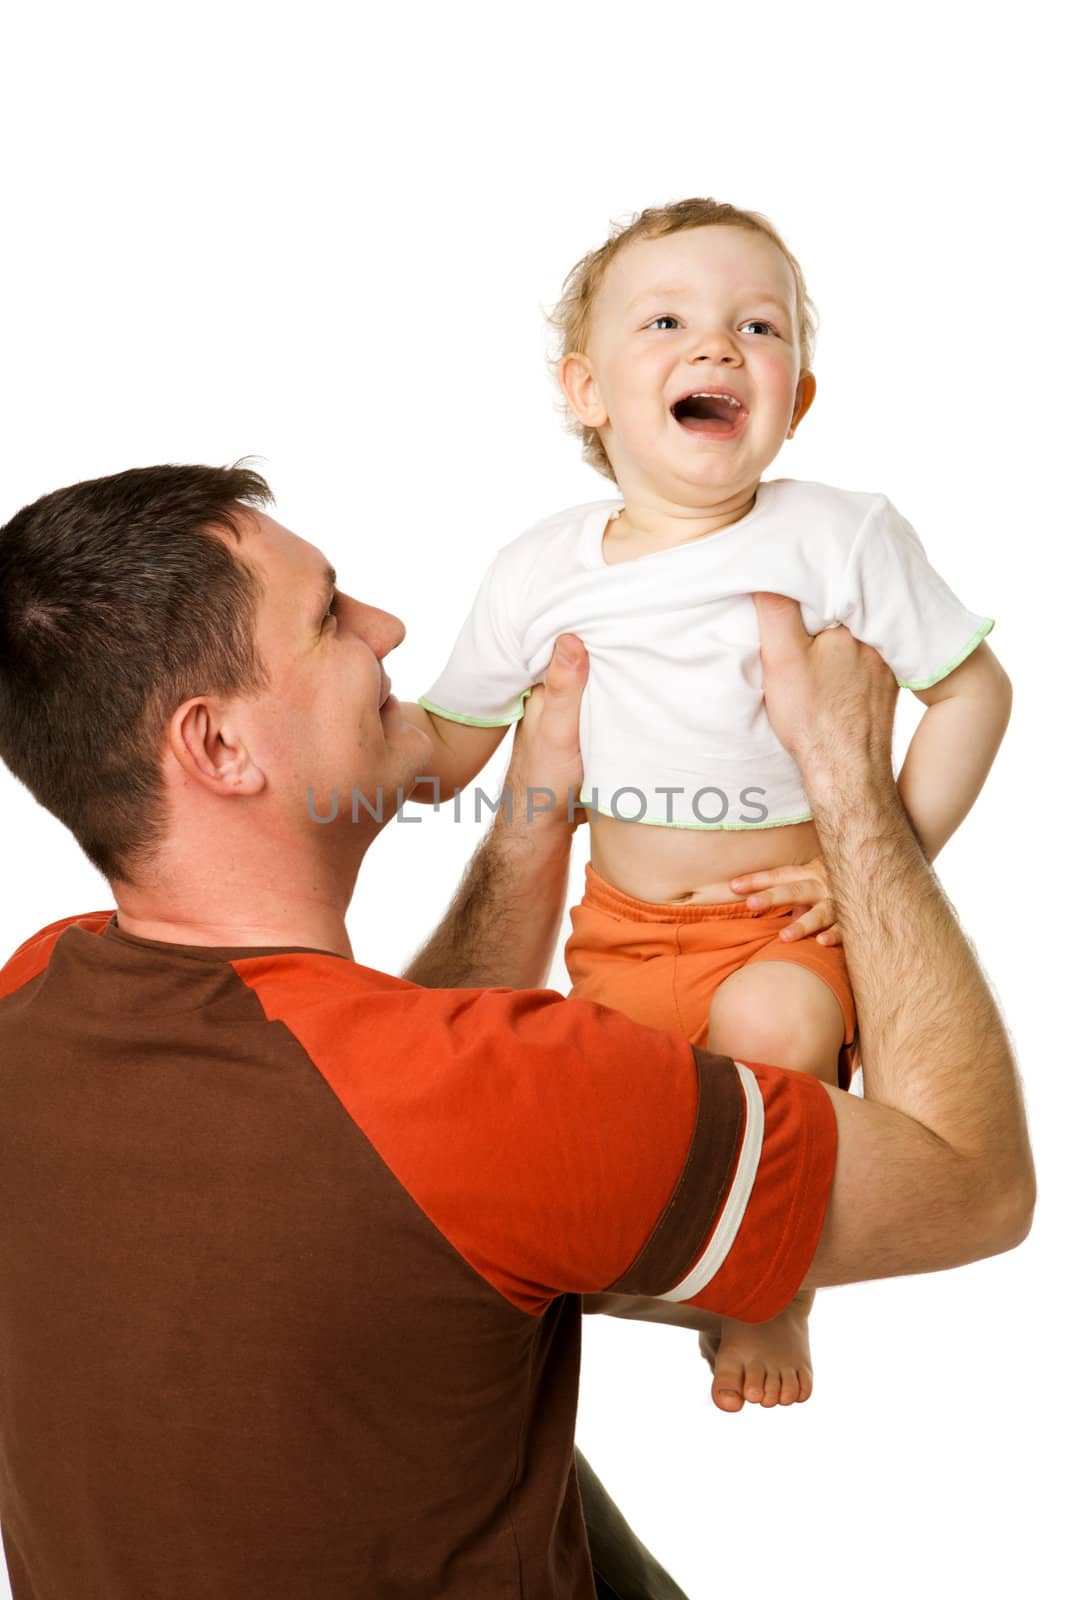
[[743, 1361, 766, 1403], [711, 1357, 746, 1413], [778, 1369, 800, 1405], [797, 1367, 814, 1403], [759, 1370, 782, 1407]]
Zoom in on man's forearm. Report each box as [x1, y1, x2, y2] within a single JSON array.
[[811, 763, 1033, 1228], [404, 635, 588, 991], [402, 791, 574, 990]]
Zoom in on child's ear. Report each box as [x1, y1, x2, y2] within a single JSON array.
[[558, 352, 609, 428], [787, 370, 817, 438]]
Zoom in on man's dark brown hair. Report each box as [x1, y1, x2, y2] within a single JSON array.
[[0, 459, 275, 885]]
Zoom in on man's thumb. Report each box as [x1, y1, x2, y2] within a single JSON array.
[[548, 633, 588, 681], [751, 592, 807, 662], [536, 634, 587, 735]]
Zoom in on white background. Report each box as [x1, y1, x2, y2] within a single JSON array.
[[0, 4, 1062, 1597]]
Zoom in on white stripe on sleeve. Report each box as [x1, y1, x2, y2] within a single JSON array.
[[656, 1061, 764, 1304]]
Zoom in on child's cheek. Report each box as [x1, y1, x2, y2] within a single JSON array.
[[765, 351, 803, 416]]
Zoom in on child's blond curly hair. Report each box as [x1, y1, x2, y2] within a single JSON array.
[[545, 197, 819, 484]]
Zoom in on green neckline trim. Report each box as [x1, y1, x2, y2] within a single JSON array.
[[897, 618, 994, 690], [418, 690, 532, 729], [578, 796, 814, 832]]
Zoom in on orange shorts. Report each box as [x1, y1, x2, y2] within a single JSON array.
[[564, 864, 858, 1090]]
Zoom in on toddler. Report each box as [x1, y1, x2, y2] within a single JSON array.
[[401, 198, 1011, 1411]]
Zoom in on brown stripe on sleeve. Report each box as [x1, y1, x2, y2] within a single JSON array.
[[606, 1046, 744, 1297]]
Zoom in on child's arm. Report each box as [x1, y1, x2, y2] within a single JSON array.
[[399, 703, 512, 803], [896, 640, 1012, 861]]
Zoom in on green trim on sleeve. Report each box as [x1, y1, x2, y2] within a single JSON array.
[[417, 688, 533, 728], [897, 617, 995, 691]]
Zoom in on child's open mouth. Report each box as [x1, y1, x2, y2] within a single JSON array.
[[670, 390, 749, 440]]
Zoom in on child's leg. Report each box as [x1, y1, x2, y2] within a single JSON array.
[[704, 962, 844, 1412]]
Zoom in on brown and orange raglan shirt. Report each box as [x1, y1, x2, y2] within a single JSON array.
[[0, 910, 837, 1600]]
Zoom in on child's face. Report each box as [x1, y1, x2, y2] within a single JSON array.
[[563, 226, 814, 497]]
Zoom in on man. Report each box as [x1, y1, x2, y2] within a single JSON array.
[[0, 463, 1033, 1600]]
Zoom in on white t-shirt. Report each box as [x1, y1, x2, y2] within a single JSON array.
[[419, 478, 994, 829]]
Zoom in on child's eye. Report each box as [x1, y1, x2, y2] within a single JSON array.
[[647, 315, 680, 331], [322, 592, 338, 627], [740, 319, 776, 336]]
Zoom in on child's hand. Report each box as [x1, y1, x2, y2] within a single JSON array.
[[728, 856, 842, 947]]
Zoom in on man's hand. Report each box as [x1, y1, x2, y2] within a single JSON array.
[[501, 633, 588, 832], [732, 595, 899, 948], [402, 632, 589, 992], [751, 592, 898, 778], [728, 854, 842, 946]]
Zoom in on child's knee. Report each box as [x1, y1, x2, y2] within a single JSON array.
[[706, 965, 843, 1081]]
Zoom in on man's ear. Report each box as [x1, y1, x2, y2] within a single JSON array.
[[558, 351, 609, 428], [167, 699, 266, 797], [787, 370, 817, 438]]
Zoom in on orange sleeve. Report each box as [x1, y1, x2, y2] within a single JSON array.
[[233, 958, 836, 1319]]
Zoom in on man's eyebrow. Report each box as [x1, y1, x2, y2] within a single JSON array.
[[313, 562, 338, 618]]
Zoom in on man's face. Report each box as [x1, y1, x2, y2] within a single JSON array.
[[227, 510, 431, 830], [580, 225, 812, 496]]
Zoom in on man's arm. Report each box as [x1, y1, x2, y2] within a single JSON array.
[[749, 593, 1035, 1288], [402, 635, 587, 990]]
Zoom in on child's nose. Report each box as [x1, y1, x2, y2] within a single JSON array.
[[692, 331, 742, 365]]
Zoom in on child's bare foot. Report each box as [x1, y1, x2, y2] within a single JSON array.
[[700, 1291, 814, 1412]]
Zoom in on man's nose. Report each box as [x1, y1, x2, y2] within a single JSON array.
[[352, 601, 406, 658]]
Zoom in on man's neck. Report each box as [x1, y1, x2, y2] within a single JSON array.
[[111, 905, 355, 959], [111, 863, 360, 959]]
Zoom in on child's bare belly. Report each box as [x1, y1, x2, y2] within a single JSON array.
[[589, 814, 822, 905]]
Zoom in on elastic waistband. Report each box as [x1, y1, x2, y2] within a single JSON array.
[[580, 863, 786, 924]]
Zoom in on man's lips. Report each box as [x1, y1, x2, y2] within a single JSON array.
[[379, 673, 393, 709]]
